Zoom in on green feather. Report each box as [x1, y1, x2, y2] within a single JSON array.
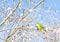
[[35, 22, 46, 31]]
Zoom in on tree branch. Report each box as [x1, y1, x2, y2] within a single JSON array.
[[0, 0, 22, 27]]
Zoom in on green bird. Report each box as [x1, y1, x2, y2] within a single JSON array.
[[35, 22, 46, 32]]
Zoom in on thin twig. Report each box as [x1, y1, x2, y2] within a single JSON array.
[[33, 0, 44, 9]]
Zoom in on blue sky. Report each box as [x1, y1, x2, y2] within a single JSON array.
[[0, 0, 60, 42]]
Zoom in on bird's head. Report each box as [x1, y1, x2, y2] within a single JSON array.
[[35, 22, 39, 26]]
